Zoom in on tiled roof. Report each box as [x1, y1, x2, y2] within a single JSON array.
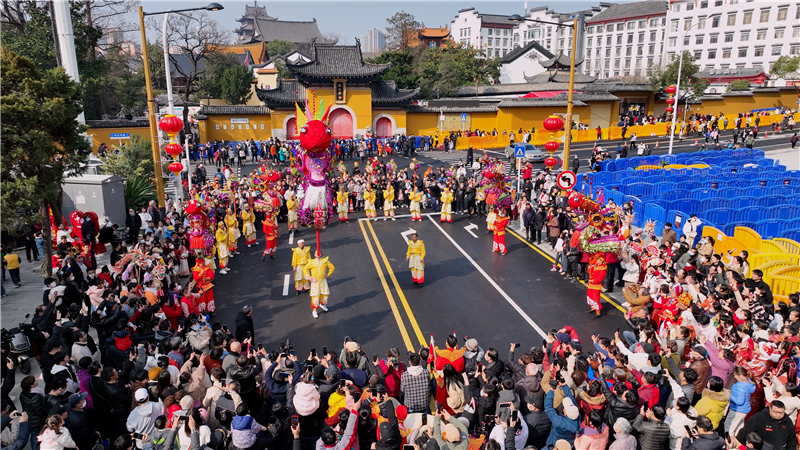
[[87, 119, 149, 129], [501, 40, 554, 64], [197, 106, 271, 115], [722, 91, 754, 97], [524, 70, 595, 84], [420, 27, 451, 39], [539, 53, 584, 69], [752, 87, 781, 93], [585, 0, 667, 23], [697, 95, 725, 101], [370, 81, 420, 104], [480, 14, 518, 26], [288, 40, 391, 79], [584, 82, 654, 92], [498, 98, 589, 108], [253, 18, 322, 44], [457, 82, 587, 97], [255, 79, 307, 105], [405, 105, 499, 113], [696, 67, 765, 78]]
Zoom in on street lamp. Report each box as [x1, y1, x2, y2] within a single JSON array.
[[667, 13, 720, 155], [510, 14, 578, 190], [137, 3, 224, 208]]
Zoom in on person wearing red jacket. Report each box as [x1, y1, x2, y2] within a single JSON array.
[[261, 216, 278, 260]]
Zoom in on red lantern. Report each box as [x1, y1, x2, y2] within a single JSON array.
[[159, 114, 183, 136], [165, 142, 183, 158], [666, 97, 675, 106], [665, 106, 674, 113], [544, 157, 558, 169], [168, 161, 184, 175], [544, 140, 560, 153], [665, 85, 677, 95], [542, 116, 564, 134]]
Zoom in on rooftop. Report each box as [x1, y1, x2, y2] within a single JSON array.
[[497, 98, 589, 108], [585, 0, 667, 23], [501, 40, 554, 64], [253, 17, 323, 44], [539, 53, 584, 70], [370, 80, 420, 104], [255, 79, 307, 105], [524, 70, 596, 84], [196, 106, 271, 119], [288, 40, 391, 79]]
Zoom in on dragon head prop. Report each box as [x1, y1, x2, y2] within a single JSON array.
[[295, 91, 333, 152]]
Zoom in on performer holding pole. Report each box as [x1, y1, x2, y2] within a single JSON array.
[[216, 222, 230, 273], [383, 183, 396, 221], [304, 251, 335, 318], [261, 215, 278, 260], [409, 186, 422, 221], [492, 208, 509, 255], [364, 185, 377, 220], [291, 240, 311, 295], [286, 192, 299, 234], [406, 233, 425, 286], [225, 209, 241, 256], [240, 204, 258, 248], [336, 185, 349, 223], [440, 186, 454, 223]]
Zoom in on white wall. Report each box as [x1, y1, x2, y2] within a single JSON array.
[[499, 51, 547, 84], [584, 16, 667, 79]]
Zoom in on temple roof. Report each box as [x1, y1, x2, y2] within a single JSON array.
[[501, 40, 554, 64], [238, 2, 276, 21], [524, 70, 596, 84], [288, 40, 391, 80], [370, 80, 420, 104], [420, 27, 451, 39], [497, 98, 589, 108], [255, 78, 418, 108], [252, 18, 323, 44], [539, 53, 584, 70]]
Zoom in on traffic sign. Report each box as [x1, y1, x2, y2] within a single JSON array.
[[109, 133, 130, 139], [514, 144, 526, 158], [461, 113, 467, 122], [557, 170, 577, 190]]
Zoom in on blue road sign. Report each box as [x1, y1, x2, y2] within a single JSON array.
[[514, 144, 526, 158], [109, 133, 130, 139], [461, 113, 467, 122]]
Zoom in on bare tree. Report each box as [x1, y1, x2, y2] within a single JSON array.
[[160, 11, 228, 130], [0, 0, 41, 32]]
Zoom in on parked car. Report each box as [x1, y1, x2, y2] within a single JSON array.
[[504, 143, 545, 163]]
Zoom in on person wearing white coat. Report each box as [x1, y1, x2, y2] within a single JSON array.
[[37, 416, 76, 450]]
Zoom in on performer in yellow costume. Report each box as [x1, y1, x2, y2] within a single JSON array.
[[486, 207, 496, 232], [440, 187, 454, 223], [215, 222, 230, 274], [406, 233, 426, 286], [336, 186, 349, 223], [291, 240, 311, 295], [364, 186, 377, 220], [286, 192, 299, 232], [409, 186, 422, 221], [304, 252, 335, 319], [225, 209, 240, 255], [240, 204, 258, 247], [383, 184, 396, 220]]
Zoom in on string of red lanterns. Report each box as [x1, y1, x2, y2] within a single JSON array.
[[542, 115, 563, 170], [158, 114, 184, 176], [665, 84, 677, 116]]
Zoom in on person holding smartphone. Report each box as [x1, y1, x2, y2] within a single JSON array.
[[0, 409, 29, 450]]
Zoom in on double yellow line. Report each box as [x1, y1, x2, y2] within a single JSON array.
[[359, 220, 427, 352]]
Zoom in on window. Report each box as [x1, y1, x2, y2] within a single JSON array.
[[487, 38, 492, 46], [791, 45, 800, 55], [215, 124, 219, 130], [738, 47, 748, 57], [223, 124, 227, 130], [626, 46, 632, 56], [502, 49, 508, 56], [727, 14, 736, 26], [260, 124, 264, 130], [700, 0, 708, 8], [760, 9, 770, 22], [687, 3, 694, 10], [650, 31, 656, 42], [532, 29, 541, 39], [587, 37, 593, 47], [627, 22, 635, 30], [742, 11, 752, 24], [639, 20, 646, 29], [724, 33, 733, 42], [615, 47, 621, 56], [624, 59, 631, 68], [614, 59, 620, 68], [238, 124, 242, 130], [757, 30, 766, 40], [708, 49, 716, 58], [775, 29, 784, 39], [671, 19, 679, 32], [722, 48, 731, 58], [494, 49, 500, 57], [684, 36, 690, 46], [669, 37, 677, 47], [711, 16, 720, 28], [638, 32, 644, 42], [741, 31, 749, 41], [487, 29, 492, 35], [797, 5, 800, 19], [502, 38, 508, 46], [547, 28, 552, 37], [672, 3, 680, 12], [649, 44, 655, 54], [595, 48, 600, 56], [616, 35, 622, 45], [606, 24, 613, 32], [604, 60, 610, 69], [794, 27, 800, 38], [715, 0, 723, 6], [694, 50, 702, 59], [559, 39, 564, 48], [754, 47, 764, 57], [627, 34, 633, 44], [504, 29, 509, 36], [638, 47, 643, 55], [696, 35, 704, 45], [605, 48, 611, 57], [697, 17, 706, 29], [778, 7, 787, 20], [772, 45, 783, 55], [245, 124, 250, 129], [710, 34, 718, 44], [587, 26, 593, 34], [684, 18, 692, 30], [650, 18, 659, 27]]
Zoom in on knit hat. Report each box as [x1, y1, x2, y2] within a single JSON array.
[[443, 423, 461, 443], [554, 440, 571, 450], [464, 339, 478, 352], [561, 397, 580, 420], [148, 367, 162, 381], [180, 395, 194, 410], [614, 417, 633, 435], [345, 341, 359, 353]]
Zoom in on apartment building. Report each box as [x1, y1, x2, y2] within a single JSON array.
[[451, 8, 519, 57]]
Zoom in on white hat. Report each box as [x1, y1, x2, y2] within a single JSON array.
[[297, 239, 305, 245], [134, 388, 148, 402], [562, 397, 580, 420]]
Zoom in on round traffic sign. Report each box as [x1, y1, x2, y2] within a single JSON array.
[[557, 170, 577, 190]]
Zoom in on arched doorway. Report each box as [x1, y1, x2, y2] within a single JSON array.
[[329, 109, 354, 139], [286, 117, 297, 140], [376, 117, 392, 137]]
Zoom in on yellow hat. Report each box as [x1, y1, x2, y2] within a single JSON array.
[[148, 367, 162, 381]]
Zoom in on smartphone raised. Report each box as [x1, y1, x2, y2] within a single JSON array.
[[513, 343, 521, 350], [403, 446, 415, 450], [436, 403, 444, 413], [421, 414, 427, 426], [498, 402, 512, 409], [344, 336, 351, 343], [291, 415, 299, 427], [257, 343, 264, 351], [372, 353, 379, 363], [339, 379, 347, 389], [311, 348, 317, 358], [322, 346, 328, 356], [511, 410, 518, 421], [132, 432, 146, 440]]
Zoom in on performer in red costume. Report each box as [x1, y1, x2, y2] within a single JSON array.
[[586, 253, 606, 318], [261, 216, 278, 260], [492, 208, 510, 255], [191, 256, 215, 314]]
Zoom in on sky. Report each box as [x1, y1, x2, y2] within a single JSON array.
[[136, 0, 606, 45]]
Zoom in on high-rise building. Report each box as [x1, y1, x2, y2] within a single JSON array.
[[360, 28, 386, 53]]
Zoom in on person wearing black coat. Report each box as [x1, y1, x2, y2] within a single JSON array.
[[234, 306, 255, 344], [735, 402, 796, 450], [125, 209, 142, 243], [601, 382, 639, 429], [522, 205, 536, 241], [81, 216, 95, 248], [19, 376, 47, 439], [65, 395, 99, 450], [682, 416, 724, 450], [532, 207, 547, 245], [375, 396, 401, 450], [96, 365, 133, 440]]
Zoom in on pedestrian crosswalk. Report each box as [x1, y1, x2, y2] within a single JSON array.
[[419, 149, 522, 179]]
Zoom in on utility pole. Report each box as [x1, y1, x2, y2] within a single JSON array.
[[52, 0, 85, 125]]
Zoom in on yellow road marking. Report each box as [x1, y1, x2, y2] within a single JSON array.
[[358, 221, 414, 351], [506, 228, 627, 313], [366, 221, 427, 348]]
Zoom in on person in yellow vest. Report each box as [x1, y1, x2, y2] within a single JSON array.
[[486, 206, 496, 232], [336, 185, 349, 223], [215, 222, 230, 274], [364, 185, 377, 220], [383, 183, 396, 221], [3, 248, 22, 288], [304, 251, 335, 319], [240, 204, 258, 247], [225, 209, 240, 255], [291, 240, 311, 295], [492, 208, 510, 255], [286, 192, 299, 233], [440, 187, 454, 223], [406, 233, 426, 286], [409, 186, 422, 221]]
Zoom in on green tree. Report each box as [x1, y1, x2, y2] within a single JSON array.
[[415, 44, 501, 98], [727, 79, 751, 92], [196, 52, 240, 100], [770, 55, 800, 79], [274, 58, 293, 80], [367, 51, 419, 89], [1, 49, 91, 277], [385, 11, 421, 51], [101, 135, 154, 178], [265, 39, 294, 57], [220, 65, 254, 105], [648, 52, 710, 100], [124, 176, 157, 210]]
